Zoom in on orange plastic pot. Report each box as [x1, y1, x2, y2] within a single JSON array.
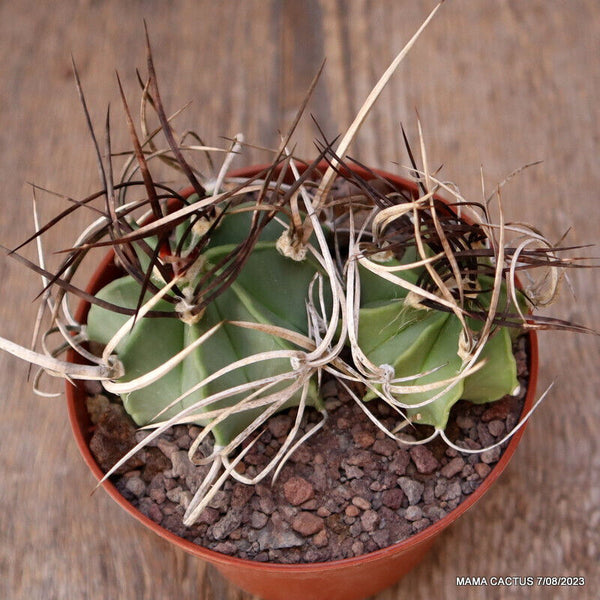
[[66, 164, 539, 600]]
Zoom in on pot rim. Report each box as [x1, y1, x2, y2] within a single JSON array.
[[66, 163, 539, 573]]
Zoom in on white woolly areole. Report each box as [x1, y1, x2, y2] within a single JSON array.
[[370, 243, 395, 263], [192, 207, 222, 239], [176, 286, 205, 325], [404, 290, 429, 311], [276, 230, 307, 262]]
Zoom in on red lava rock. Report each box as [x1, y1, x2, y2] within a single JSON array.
[[381, 488, 405, 510], [279, 505, 297, 522], [231, 483, 255, 508], [371, 528, 391, 549], [336, 417, 351, 428], [342, 463, 364, 479], [250, 511, 269, 529], [412, 518, 431, 532], [349, 478, 372, 499], [88, 405, 144, 474], [93, 335, 529, 564], [480, 446, 502, 465], [352, 430, 376, 448], [481, 397, 513, 422], [149, 487, 166, 504], [346, 450, 374, 468], [311, 464, 329, 492], [213, 541, 238, 555], [441, 481, 462, 501], [351, 496, 371, 511], [291, 512, 325, 536], [487, 419, 505, 437], [312, 529, 328, 548], [474, 462, 492, 478], [440, 456, 465, 479], [351, 540, 365, 556], [460, 438, 482, 451], [405, 505, 423, 521], [283, 476, 315, 506], [291, 444, 313, 464], [477, 423, 495, 447], [125, 475, 146, 497], [257, 512, 304, 550], [258, 495, 276, 515], [211, 510, 243, 541], [409, 445, 440, 474], [456, 414, 475, 430], [360, 509, 380, 532], [372, 438, 397, 457], [397, 477, 425, 505], [145, 501, 163, 523], [196, 507, 220, 526], [301, 498, 318, 510], [141, 448, 171, 482], [267, 414, 293, 438], [389, 450, 410, 475]]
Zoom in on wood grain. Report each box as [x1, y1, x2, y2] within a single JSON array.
[[1, 1, 598, 599]]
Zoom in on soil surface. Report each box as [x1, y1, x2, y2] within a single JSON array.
[[87, 338, 528, 564]]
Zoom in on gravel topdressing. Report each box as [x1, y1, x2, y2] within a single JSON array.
[[87, 337, 529, 564]]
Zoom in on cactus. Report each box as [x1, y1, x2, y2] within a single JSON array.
[[0, 5, 595, 526]]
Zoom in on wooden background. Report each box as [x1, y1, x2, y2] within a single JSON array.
[[1, 1, 598, 599]]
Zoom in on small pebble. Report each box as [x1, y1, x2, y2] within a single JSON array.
[[372, 438, 397, 457], [352, 430, 376, 448], [440, 457, 465, 479], [381, 488, 404, 510], [480, 447, 502, 464], [351, 496, 371, 511], [474, 462, 492, 479], [291, 512, 324, 536], [409, 446, 440, 474], [125, 476, 146, 498], [351, 541, 365, 556], [283, 477, 315, 506], [371, 529, 390, 549], [250, 512, 269, 529], [360, 510, 379, 532], [487, 419, 505, 437], [481, 398, 512, 422], [397, 477, 424, 505], [312, 529, 328, 548], [412, 518, 431, 532], [405, 505, 423, 521], [268, 414, 293, 438]]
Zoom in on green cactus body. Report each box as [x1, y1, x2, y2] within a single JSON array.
[[358, 264, 524, 430], [87, 204, 326, 446]]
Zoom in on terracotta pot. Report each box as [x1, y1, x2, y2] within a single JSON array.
[[66, 164, 539, 600]]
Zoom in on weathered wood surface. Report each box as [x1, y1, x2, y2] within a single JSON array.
[[1, 1, 598, 599]]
